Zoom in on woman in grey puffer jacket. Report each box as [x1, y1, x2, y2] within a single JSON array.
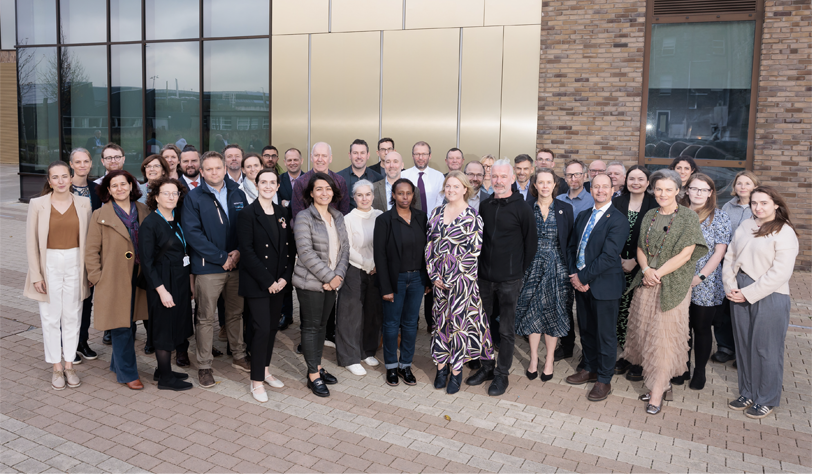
[[293, 173, 349, 397]]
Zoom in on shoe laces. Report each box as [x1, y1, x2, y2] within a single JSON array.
[[752, 404, 770, 415], [734, 396, 752, 405]]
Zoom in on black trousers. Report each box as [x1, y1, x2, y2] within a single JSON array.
[[479, 278, 523, 378], [245, 293, 283, 381], [298, 289, 337, 374], [575, 289, 619, 384], [79, 287, 93, 345]]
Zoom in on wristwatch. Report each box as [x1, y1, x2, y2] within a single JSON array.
[[697, 273, 706, 281]]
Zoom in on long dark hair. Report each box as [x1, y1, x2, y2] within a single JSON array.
[[302, 172, 341, 207], [621, 165, 651, 195], [389, 178, 419, 208], [97, 170, 143, 203], [40, 161, 71, 196], [750, 186, 798, 238]]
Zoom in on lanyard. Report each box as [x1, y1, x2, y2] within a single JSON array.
[[156, 209, 186, 249]]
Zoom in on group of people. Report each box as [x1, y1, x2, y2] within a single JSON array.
[[25, 139, 799, 420]]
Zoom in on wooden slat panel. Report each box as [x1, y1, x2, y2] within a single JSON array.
[[0, 62, 19, 164]]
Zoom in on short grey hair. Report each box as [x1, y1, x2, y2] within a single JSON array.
[[352, 179, 374, 195], [69, 147, 91, 162], [492, 159, 514, 176], [648, 169, 682, 194], [607, 160, 626, 173], [311, 142, 332, 156]]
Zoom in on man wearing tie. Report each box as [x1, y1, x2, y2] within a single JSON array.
[[565, 174, 629, 401]]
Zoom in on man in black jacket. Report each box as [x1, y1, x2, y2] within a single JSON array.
[[467, 159, 537, 396]]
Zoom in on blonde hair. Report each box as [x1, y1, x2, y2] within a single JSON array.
[[730, 170, 760, 196], [443, 171, 476, 201], [480, 154, 495, 166]]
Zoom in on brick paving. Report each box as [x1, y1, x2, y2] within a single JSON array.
[[1, 192, 810, 473]]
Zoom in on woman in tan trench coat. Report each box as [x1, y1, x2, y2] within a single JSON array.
[[85, 170, 150, 389]]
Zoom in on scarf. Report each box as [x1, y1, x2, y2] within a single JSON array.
[[242, 179, 258, 202], [113, 201, 140, 264]]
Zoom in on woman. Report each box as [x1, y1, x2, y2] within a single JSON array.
[[668, 156, 699, 205], [480, 154, 496, 195], [138, 154, 170, 204], [138, 177, 194, 391], [85, 170, 150, 390], [24, 161, 92, 390], [514, 168, 573, 382], [426, 172, 493, 394], [292, 173, 349, 397], [238, 169, 296, 402], [684, 173, 730, 390], [620, 169, 707, 414], [724, 186, 798, 419], [612, 165, 658, 379], [374, 179, 430, 387], [336, 180, 383, 376], [161, 144, 182, 180], [238, 152, 264, 204]]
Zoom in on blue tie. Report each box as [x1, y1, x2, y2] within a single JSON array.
[[577, 209, 601, 270]]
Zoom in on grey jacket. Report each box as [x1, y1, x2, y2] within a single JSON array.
[[292, 205, 350, 292]]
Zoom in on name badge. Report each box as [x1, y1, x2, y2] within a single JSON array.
[[234, 202, 244, 211], [183, 255, 190, 267]]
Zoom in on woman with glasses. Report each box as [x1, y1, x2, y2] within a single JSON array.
[[138, 154, 170, 204], [480, 154, 496, 195], [138, 177, 193, 391]]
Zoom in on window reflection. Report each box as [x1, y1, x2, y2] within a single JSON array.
[[146, 0, 199, 40], [147, 42, 200, 155], [18, 47, 59, 176], [203, 39, 269, 153], [111, 0, 142, 42], [60, 0, 106, 44], [203, 0, 269, 37], [112, 44, 144, 177], [1, 0, 16, 49], [16, 0, 57, 45], [645, 22, 755, 162]]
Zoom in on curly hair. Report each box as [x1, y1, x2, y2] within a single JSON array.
[[302, 172, 342, 207], [97, 170, 143, 203], [145, 177, 188, 211]]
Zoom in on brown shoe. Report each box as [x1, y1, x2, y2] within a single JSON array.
[[218, 326, 228, 341], [175, 351, 190, 367], [232, 357, 250, 373], [587, 382, 612, 401], [565, 369, 598, 385], [125, 379, 144, 390], [198, 369, 216, 388]]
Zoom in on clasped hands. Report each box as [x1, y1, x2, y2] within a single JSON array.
[[726, 289, 746, 303], [569, 274, 589, 292], [322, 275, 343, 292], [221, 250, 241, 271], [268, 279, 287, 294]]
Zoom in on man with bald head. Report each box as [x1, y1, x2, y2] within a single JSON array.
[[291, 142, 350, 222], [373, 151, 420, 212]]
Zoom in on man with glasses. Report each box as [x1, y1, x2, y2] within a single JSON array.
[[278, 148, 303, 209], [586, 159, 607, 192], [261, 146, 284, 175], [337, 139, 383, 210], [369, 138, 395, 176], [94, 143, 126, 185], [536, 148, 568, 196], [606, 161, 627, 197], [463, 161, 490, 212]]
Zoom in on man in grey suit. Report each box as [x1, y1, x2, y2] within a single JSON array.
[[373, 151, 422, 212]]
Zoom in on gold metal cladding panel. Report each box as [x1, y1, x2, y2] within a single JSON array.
[[382, 28, 459, 169], [272, 0, 329, 35], [499, 25, 541, 161], [310, 31, 380, 172], [331, 0, 402, 33], [271, 35, 309, 161], [484, 0, 543, 26], [459, 26, 503, 163], [404, 0, 485, 30]]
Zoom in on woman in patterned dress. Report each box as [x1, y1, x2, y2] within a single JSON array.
[[426, 171, 493, 394], [514, 168, 573, 382]]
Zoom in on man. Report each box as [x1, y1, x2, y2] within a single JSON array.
[[94, 143, 126, 185], [588, 159, 607, 181], [445, 148, 464, 173], [84, 130, 105, 158], [467, 159, 537, 396], [278, 147, 303, 208], [291, 142, 350, 223], [179, 145, 202, 190], [606, 161, 626, 197], [565, 174, 629, 401], [372, 151, 417, 212], [536, 148, 568, 195], [463, 161, 490, 212], [261, 145, 284, 175], [401, 141, 445, 213], [511, 154, 534, 201], [223, 144, 244, 185], [182, 151, 251, 388], [369, 137, 394, 176], [337, 139, 383, 210]]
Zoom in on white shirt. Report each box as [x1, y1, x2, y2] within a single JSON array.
[[578, 200, 614, 268], [401, 166, 444, 212], [226, 172, 244, 185], [182, 174, 201, 189], [385, 178, 395, 210], [345, 208, 383, 272]]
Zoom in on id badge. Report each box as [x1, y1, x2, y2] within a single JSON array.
[[183, 255, 190, 267]]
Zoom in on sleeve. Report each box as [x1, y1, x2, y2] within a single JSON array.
[[137, 219, 166, 290], [567, 215, 580, 276], [293, 212, 338, 284], [84, 212, 103, 286], [283, 209, 297, 283], [459, 214, 484, 277], [722, 227, 742, 293], [374, 214, 393, 296], [237, 209, 276, 291], [521, 205, 538, 273], [25, 202, 43, 283], [740, 228, 799, 304], [181, 194, 228, 266], [716, 211, 732, 245], [684, 216, 710, 265], [338, 178, 351, 215], [578, 213, 629, 284], [424, 211, 441, 282]]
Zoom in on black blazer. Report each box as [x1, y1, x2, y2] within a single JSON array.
[[368, 161, 383, 176], [373, 207, 430, 297], [611, 192, 659, 260], [87, 181, 102, 211], [237, 200, 296, 298], [278, 172, 294, 205], [532, 199, 574, 271], [567, 204, 630, 300]]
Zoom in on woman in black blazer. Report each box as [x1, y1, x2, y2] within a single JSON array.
[[237, 168, 296, 403], [611, 165, 658, 378], [373, 179, 430, 387]]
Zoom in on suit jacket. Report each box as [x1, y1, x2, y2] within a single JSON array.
[[373, 207, 430, 296], [612, 192, 659, 261], [237, 200, 297, 298], [368, 161, 383, 176], [511, 182, 537, 207], [372, 179, 422, 213], [532, 199, 575, 271], [278, 172, 294, 205], [567, 204, 630, 300]]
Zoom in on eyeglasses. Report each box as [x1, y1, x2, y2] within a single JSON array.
[[688, 187, 712, 194], [145, 164, 163, 170], [262, 154, 278, 159], [592, 185, 613, 191], [565, 172, 583, 179], [103, 155, 124, 162], [160, 191, 180, 198], [466, 173, 484, 179]]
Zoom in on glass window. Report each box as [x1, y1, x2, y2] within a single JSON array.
[[203, 0, 268, 37], [112, 44, 144, 177], [645, 21, 755, 162], [60, 0, 106, 44], [111, 0, 142, 42], [203, 39, 269, 154], [145, 0, 199, 40], [17, 47, 59, 174], [16, 0, 56, 45], [1, 0, 16, 49], [146, 41, 200, 156]]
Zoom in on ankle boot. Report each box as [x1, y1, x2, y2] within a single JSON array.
[[434, 365, 450, 389], [465, 360, 495, 386]]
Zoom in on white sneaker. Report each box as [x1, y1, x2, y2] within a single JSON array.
[[264, 374, 284, 388], [363, 357, 380, 367], [324, 340, 336, 348], [250, 384, 268, 403], [346, 364, 367, 376]]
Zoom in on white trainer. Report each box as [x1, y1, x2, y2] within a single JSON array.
[[362, 357, 380, 367], [324, 340, 336, 348], [250, 384, 268, 403], [264, 374, 284, 388], [346, 364, 367, 376]]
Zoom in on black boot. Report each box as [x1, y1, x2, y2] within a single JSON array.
[[153, 368, 189, 382], [446, 372, 463, 395], [102, 330, 112, 345], [434, 365, 450, 390], [157, 376, 193, 391], [625, 364, 644, 381], [488, 375, 509, 396], [466, 360, 495, 386]]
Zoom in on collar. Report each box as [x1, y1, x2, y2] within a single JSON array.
[[592, 200, 613, 213], [568, 187, 589, 200]]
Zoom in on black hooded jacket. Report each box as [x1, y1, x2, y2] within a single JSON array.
[[478, 192, 537, 282]]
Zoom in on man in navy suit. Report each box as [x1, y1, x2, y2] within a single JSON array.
[[565, 174, 629, 401], [277, 147, 303, 209]]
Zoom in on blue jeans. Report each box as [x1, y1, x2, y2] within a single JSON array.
[[110, 323, 139, 383], [382, 271, 424, 369]]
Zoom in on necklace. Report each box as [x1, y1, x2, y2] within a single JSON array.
[[644, 207, 678, 260]]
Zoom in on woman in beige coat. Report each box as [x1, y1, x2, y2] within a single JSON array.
[[85, 170, 150, 390], [24, 161, 92, 390]]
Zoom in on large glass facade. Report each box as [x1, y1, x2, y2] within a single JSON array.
[[111, 44, 144, 177], [17, 47, 59, 173], [16, 0, 57, 45], [203, 0, 268, 37], [110, 0, 142, 42], [60, 0, 106, 44], [60, 46, 108, 171], [146, 0, 199, 40]]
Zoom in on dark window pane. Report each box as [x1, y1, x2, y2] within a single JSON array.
[[60, 0, 106, 44], [645, 22, 755, 163], [16, 0, 56, 45], [646, 164, 743, 206], [1, 0, 17, 49], [18, 47, 59, 176], [203, 39, 269, 154], [111, 0, 142, 42], [145, 0, 198, 40], [203, 0, 268, 37], [112, 44, 144, 177], [146, 42, 200, 156]]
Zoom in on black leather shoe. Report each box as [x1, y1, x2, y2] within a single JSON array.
[[671, 370, 690, 386], [278, 316, 290, 331], [385, 368, 399, 386], [710, 350, 735, 363], [446, 372, 463, 395], [212, 347, 223, 357], [526, 369, 538, 380], [615, 358, 631, 375], [434, 365, 450, 389], [102, 330, 112, 345], [175, 351, 190, 367], [397, 367, 416, 385], [625, 365, 644, 381], [689, 369, 706, 391], [553, 346, 573, 362], [467, 360, 481, 370], [319, 368, 338, 385], [153, 369, 190, 382], [144, 344, 155, 355], [295, 343, 302, 354], [307, 377, 330, 397], [76, 342, 98, 360], [157, 377, 193, 391], [466, 361, 495, 386], [488, 376, 508, 396]]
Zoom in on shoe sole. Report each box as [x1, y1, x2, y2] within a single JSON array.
[[232, 364, 251, 373], [565, 378, 597, 386], [398, 379, 416, 386], [67, 381, 81, 388], [729, 403, 752, 411], [77, 353, 98, 360], [625, 375, 644, 381], [52, 384, 66, 391], [386, 379, 400, 386], [158, 384, 193, 391], [199, 380, 216, 388], [744, 409, 772, 419]]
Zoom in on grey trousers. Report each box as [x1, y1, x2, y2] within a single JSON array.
[[335, 266, 382, 367], [731, 272, 790, 407]]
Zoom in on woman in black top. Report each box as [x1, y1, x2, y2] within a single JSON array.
[[138, 177, 193, 391], [237, 168, 296, 403]]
